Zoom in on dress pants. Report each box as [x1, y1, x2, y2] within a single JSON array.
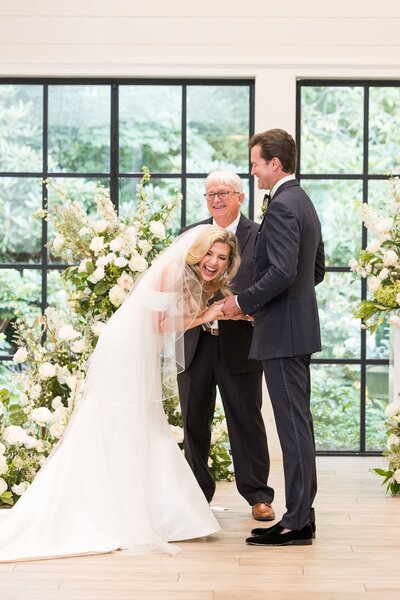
[[178, 331, 273, 506], [262, 354, 317, 530]]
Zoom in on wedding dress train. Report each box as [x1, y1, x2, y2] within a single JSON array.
[[0, 226, 220, 562]]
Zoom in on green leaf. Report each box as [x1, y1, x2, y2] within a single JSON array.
[[0, 491, 14, 506], [93, 281, 111, 296], [8, 404, 28, 426]]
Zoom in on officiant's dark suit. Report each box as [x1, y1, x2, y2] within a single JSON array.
[[220, 130, 325, 543], [177, 171, 274, 517]]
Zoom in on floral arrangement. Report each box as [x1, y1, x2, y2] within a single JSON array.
[[349, 175, 400, 495], [0, 169, 233, 507]]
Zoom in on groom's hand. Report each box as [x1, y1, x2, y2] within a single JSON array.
[[217, 295, 242, 318]]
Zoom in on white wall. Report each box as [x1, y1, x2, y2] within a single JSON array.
[[1, 0, 400, 457]]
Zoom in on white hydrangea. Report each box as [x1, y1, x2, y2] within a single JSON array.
[[31, 407, 53, 426], [3, 425, 28, 446], [11, 481, 30, 496], [30, 384, 42, 400], [38, 362, 56, 380], [109, 285, 127, 308], [13, 346, 28, 364], [149, 220, 165, 239], [24, 435, 39, 450]]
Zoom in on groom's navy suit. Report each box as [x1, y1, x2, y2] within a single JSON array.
[[177, 214, 273, 506], [238, 179, 325, 530]]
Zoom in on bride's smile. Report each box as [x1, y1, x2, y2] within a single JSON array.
[[198, 242, 229, 281]]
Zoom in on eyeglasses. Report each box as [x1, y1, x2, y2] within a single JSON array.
[[203, 191, 241, 200]]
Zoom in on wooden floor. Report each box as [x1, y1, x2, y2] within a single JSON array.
[[1, 456, 400, 600]]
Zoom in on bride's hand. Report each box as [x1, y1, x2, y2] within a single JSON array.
[[202, 302, 225, 323]]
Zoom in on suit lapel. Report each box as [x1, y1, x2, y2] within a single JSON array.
[[235, 215, 252, 253]]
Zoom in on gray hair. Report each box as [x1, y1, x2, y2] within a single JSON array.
[[204, 170, 243, 193]]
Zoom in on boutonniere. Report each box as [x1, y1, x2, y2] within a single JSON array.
[[258, 193, 271, 220]]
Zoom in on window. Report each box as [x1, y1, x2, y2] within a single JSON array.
[[297, 80, 400, 453], [0, 78, 254, 393]]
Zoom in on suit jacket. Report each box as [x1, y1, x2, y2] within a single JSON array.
[[238, 179, 325, 360], [181, 214, 262, 374]]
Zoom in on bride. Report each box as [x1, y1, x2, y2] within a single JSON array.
[[0, 225, 241, 562]]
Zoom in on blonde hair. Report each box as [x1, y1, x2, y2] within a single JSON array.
[[184, 225, 240, 311]]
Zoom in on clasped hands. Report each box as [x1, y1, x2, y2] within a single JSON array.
[[206, 295, 253, 322]]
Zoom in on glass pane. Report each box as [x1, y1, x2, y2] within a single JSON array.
[[315, 272, 361, 359], [302, 179, 362, 267], [48, 85, 110, 173], [366, 314, 390, 360], [47, 270, 69, 313], [365, 364, 388, 451], [119, 177, 181, 235], [311, 363, 360, 451], [47, 178, 110, 264], [0, 269, 41, 355], [300, 86, 364, 174], [119, 86, 181, 174], [0, 361, 21, 401], [0, 177, 42, 263], [185, 178, 250, 227], [368, 179, 396, 217], [187, 85, 250, 173], [0, 84, 43, 172], [369, 87, 400, 174]]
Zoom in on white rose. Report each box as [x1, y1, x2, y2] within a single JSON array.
[[170, 425, 184, 444], [51, 396, 63, 410], [0, 478, 8, 496], [129, 254, 148, 273], [393, 469, 400, 484], [385, 402, 400, 417], [31, 407, 53, 426], [35, 439, 46, 453], [114, 257, 128, 268], [52, 234, 65, 251], [93, 219, 108, 234], [149, 220, 165, 239], [24, 435, 39, 450], [138, 240, 152, 257], [11, 481, 29, 496], [38, 362, 56, 380], [0, 442, 6, 454], [109, 285, 127, 307], [109, 238, 123, 252], [105, 252, 116, 263], [386, 433, 400, 449], [79, 227, 90, 237], [3, 425, 28, 446], [89, 236, 104, 254], [390, 315, 400, 328], [367, 276, 381, 293], [88, 267, 105, 284], [58, 325, 80, 341], [50, 422, 65, 439], [366, 239, 381, 253], [383, 249, 398, 267], [0, 455, 7, 475], [71, 338, 86, 353], [78, 258, 93, 273], [117, 272, 134, 291], [95, 256, 109, 268], [378, 267, 389, 281], [91, 321, 106, 337], [13, 346, 28, 364]]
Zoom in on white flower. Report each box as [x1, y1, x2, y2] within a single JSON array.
[[386, 433, 400, 449], [95, 256, 110, 268], [0, 478, 8, 496], [13, 346, 28, 363], [366, 239, 381, 253], [71, 338, 86, 353], [24, 435, 39, 450], [79, 226, 90, 237], [109, 238, 123, 252], [53, 234, 65, 251], [348, 258, 359, 271], [114, 257, 128, 268], [31, 407, 53, 426], [393, 469, 400, 484], [58, 325, 80, 341], [109, 285, 127, 307], [3, 425, 28, 446], [170, 425, 184, 444], [383, 249, 398, 267], [51, 396, 63, 410], [93, 219, 108, 234], [149, 220, 165, 239], [38, 362, 56, 380], [367, 276, 381, 293], [49, 422, 65, 439], [117, 272, 134, 291], [66, 375, 78, 390], [52, 406, 67, 423], [11, 481, 29, 496], [35, 439, 46, 453], [56, 365, 70, 385], [390, 315, 400, 328], [89, 236, 105, 254], [0, 442, 6, 454], [91, 321, 106, 337], [88, 266, 105, 284], [0, 455, 7, 475], [78, 258, 93, 273], [30, 384, 42, 400], [129, 254, 148, 272], [138, 240, 153, 257], [378, 267, 389, 281], [105, 252, 116, 263], [385, 402, 400, 417]]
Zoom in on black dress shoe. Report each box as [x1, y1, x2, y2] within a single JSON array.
[[246, 524, 313, 546], [251, 521, 316, 539]]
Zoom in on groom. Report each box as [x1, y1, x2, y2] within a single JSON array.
[[220, 129, 325, 546]]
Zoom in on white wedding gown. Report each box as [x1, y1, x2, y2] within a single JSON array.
[[0, 226, 220, 562]]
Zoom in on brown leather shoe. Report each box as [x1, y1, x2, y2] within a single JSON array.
[[251, 502, 275, 521]]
